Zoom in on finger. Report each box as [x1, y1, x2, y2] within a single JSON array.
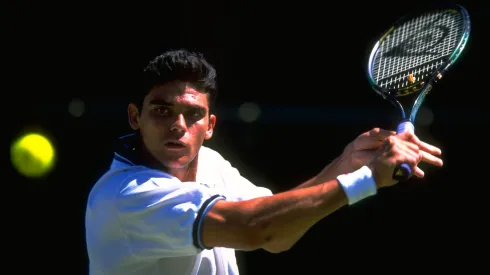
[[396, 142, 422, 165], [356, 129, 396, 150], [417, 140, 442, 156], [420, 151, 443, 167], [402, 140, 420, 153], [399, 148, 424, 178], [368, 128, 397, 141], [354, 136, 385, 150], [400, 138, 440, 166], [399, 132, 442, 156], [413, 166, 425, 178]]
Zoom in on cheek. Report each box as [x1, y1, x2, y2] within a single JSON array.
[[188, 123, 208, 141], [140, 119, 166, 141]]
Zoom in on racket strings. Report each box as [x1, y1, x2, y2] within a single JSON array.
[[373, 9, 464, 91]]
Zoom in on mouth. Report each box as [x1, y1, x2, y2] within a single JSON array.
[[164, 141, 187, 150]]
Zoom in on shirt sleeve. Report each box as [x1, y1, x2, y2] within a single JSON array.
[[115, 173, 226, 258]]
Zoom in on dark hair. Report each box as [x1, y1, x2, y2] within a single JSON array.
[[135, 49, 218, 110]]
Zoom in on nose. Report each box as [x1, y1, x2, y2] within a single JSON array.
[[170, 114, 187, 132]]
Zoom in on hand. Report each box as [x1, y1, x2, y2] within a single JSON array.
[[335, 128, 396, 175], [368, 131, 443, 188]]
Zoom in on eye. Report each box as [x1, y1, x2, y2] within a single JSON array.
[[186, 108, 204, 119], [155, 106, 171, 116]]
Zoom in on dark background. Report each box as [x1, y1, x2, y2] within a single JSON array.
[[5, 0, 489, 273]]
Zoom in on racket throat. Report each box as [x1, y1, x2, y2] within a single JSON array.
[[387, 96, 412, 121]]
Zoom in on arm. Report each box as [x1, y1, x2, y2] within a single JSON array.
[[293, 156, 343, 190], [115, 131, 441, 259], [202, 177, 347, 253], [114, 171, 361, 257], [201, 130, 443, 253], [201, 166, 376, 253]]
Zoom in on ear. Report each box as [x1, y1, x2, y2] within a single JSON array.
[[128, 103, 140, 130], [205, 114, 216, 140]]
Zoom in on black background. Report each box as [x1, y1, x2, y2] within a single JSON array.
[[4, 0, 489, 273]]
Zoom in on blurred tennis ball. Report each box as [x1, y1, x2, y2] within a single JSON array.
[[10, 133, 55, 178]]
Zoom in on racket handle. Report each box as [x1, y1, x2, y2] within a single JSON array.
[[393, 120, 415, 181]]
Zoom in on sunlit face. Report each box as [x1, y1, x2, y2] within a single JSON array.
[[128, 81, 216, 169]]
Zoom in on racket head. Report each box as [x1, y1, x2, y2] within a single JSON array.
[[366, 3, 471, 99]]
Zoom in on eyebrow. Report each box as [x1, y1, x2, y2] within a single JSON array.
[[149, 99, 205, 109], [149, 99, 173, 106]]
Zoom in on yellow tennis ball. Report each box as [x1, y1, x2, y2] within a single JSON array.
[[10, 133, 55, 178]]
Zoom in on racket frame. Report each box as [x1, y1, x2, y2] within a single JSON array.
[[365, 4, 471, 180]]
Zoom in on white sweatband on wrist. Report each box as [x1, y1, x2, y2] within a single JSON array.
[[337, 166, 377, 205]]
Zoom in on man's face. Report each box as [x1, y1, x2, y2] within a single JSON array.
[[128, 81, 216, 169]]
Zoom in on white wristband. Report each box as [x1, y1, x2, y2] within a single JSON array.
[[337, 166, 377, 205]]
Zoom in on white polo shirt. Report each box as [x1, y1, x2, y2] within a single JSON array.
[[85, 146, 272, 275]]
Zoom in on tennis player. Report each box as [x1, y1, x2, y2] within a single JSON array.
[[85, 49, 443, 275]]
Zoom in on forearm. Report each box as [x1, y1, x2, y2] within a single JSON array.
[[251, 178, 348, 252], [257, 166, 376, 252], [202, 178, 348, 252], [202, 166, 377, 252], [294, 157, 343, 190]]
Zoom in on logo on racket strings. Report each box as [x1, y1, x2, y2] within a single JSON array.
[[384, 14, 451, 58]]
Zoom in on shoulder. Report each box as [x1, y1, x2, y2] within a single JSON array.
[[85, 159, 225, 260], [197, 145, 242, 179], [197, 146, 234, 176], [87, 160, 179, 207], [198, 146, 273, 199], [87, 157, 225, 219], [199, 146, 227, 163]]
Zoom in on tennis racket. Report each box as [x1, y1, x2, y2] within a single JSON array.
[[366, 3, 471, 181]]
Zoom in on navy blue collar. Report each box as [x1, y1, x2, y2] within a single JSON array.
[[113, 132, 142, 166]]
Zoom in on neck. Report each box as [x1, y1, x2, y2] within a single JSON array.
[[167, 158, 198, 182]]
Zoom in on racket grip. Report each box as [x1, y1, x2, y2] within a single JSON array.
[[392, 120, 415, 181]]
